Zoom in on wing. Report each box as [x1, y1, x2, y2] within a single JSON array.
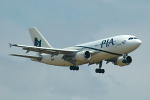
[[10, 54, 42, 60], [9, 43, 79, 55]]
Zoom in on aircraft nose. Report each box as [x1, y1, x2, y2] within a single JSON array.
[[136, 39, 142, 47], [124, 37, 142, 53]]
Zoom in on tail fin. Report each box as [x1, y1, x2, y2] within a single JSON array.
[[29, 27, 53, 48]]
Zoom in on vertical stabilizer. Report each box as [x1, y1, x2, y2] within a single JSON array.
[[29, 27, 53, 48]]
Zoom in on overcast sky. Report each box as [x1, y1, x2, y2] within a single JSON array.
[[0, 0, 150, 100]]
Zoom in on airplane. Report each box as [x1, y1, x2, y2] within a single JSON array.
[[9, 27, 142, 74]]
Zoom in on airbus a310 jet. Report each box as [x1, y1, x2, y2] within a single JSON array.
[[10, 27, 142, 74]]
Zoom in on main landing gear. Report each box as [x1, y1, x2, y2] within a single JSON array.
[[70, 66, 79, 71], [95, 61, 105, 74], [69, 61, 105, 73], [69, 60, 79, 71]]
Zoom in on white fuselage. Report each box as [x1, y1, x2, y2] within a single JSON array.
[[39, 35, 141, 67]]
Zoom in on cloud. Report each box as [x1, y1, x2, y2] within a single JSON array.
[[71, 96, 89, 100], [1, 0, 150, 100]]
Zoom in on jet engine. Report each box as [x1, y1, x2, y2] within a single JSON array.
[[74, 51, 91, 61], [115, 56, 132, 66]]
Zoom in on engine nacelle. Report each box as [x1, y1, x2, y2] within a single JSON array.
[[115, 56, 132, 66], [74, 51, 91, 61]]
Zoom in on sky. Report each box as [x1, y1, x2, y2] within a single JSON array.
[[0, 0, 150, 100]]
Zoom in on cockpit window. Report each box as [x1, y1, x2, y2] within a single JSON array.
[[128, 37, 138, 40], [134, 37, 138, 39], [128, 37, 133, 40]]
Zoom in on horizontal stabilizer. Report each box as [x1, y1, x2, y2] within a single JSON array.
[[10, 54, 42, 60]]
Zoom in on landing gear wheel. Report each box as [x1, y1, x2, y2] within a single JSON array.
[[70, 66, 79, 71], [70, 66, 73, 70], [122, 59, 127, 63], [76, 66, 79, 71], [95, 69, 105, 73], [95, 61, 105, 74]]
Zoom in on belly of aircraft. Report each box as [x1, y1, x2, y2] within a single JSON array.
[[40, 52, 119, 67]]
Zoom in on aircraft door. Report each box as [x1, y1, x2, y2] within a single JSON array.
[[116, 37, 125, 52]]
